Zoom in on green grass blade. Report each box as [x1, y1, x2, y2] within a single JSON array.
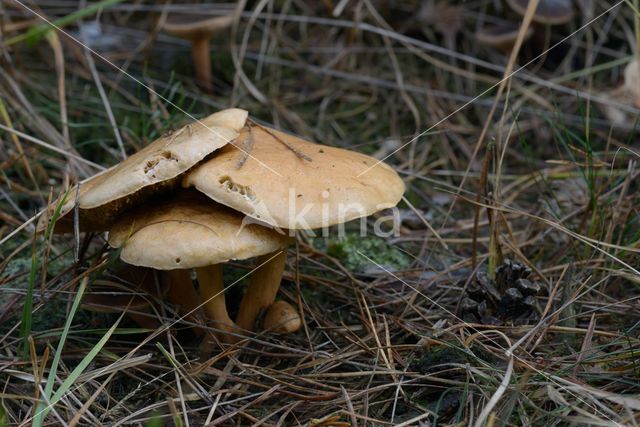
[[156, 343, 178, 369], [0, 402, 8, 427], [50, 315, 122, 403], [18, 233, 38, 360], [32, 277, 88, 427], [33, 312, 123, 426], [20, 190, 71, 359], [43, 279, 88, 397]]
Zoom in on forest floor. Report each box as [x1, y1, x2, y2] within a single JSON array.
[[1, 1, 640, 426]]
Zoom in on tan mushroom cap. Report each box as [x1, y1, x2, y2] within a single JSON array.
[[41, 108, 248, 233], [476, 23, 534, 51], [506, 0, 574, 25], [182, 125, 405, 230], [108, 191, 291, 270], [162, 14, 233, 40]]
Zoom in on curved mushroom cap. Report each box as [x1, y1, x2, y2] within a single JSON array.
[[162, 15, 233, 40], [476, 23, 534, 51], [108, 192, 291, 270], [506, 0, 574, 25], [41, 108, 248, 233], [182, 125, 405, 230]]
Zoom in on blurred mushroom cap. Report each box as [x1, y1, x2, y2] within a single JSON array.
[[476, 23, 534, 51], [182, 124, 405, 230], [40, 108, 248, 233], [507, 0, 574, 25], [162, 14, 234, 40], [108, 191, 291, 270]]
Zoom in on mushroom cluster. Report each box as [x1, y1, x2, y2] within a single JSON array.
[[40, 108, 405, 343]]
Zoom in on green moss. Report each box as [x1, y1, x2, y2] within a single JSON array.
[[313, 234, 411, 273]]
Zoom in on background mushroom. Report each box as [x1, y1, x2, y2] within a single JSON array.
[[476, 23, 534, 54], [506, 0, 574, 25], [108, 191, 291, 342], [161, 14, 234, 93]]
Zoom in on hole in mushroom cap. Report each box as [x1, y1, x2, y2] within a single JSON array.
[[144, 159, 160, 175], [144, 151, 178, 177], [218, 175, 256, 201], [175, 257, 181, 264]]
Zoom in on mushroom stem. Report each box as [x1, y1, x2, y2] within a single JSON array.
[[191, 37, 213, 93], [196, 264, 236, 340], [165, 269, 204, 333], [235, 251, 287, 331]]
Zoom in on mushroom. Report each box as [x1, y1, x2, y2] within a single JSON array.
[[39, 108, 247, 233], [183, 123, 405, 230], [161, 14, 233, 93], [476, 23, 534, 54], [107, 191, 292, 342], [83, 265, 169, 330], [38, 108, 247, 329], [263, 301, 302, 334], [183, 121, 405, 332], [506, 0, 574, 25]]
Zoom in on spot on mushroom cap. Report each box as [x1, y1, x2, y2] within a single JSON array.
[[182, 125, 405, 230], [40, 108, 248, 233], [506, 0, 574, 25], [108, 191, 291, 270]]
